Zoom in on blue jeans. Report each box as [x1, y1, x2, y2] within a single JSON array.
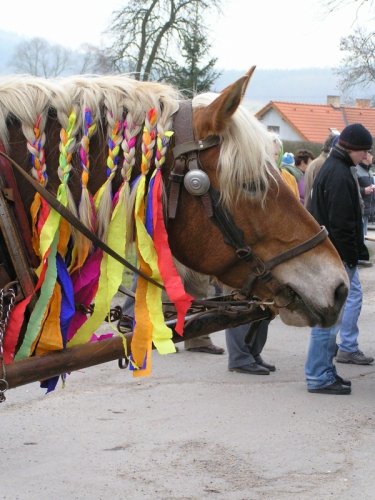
[[305, 264, 358, 390], [338, 268, 362, 352]]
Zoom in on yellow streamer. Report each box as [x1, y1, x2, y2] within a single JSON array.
[[68, 183, 128, 348], [131, 175, 175, 375]]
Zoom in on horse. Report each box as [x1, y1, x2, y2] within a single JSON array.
[[0, 69, 349, 374]]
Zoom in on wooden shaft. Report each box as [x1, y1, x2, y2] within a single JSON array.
[[4, 307, 272, 389]]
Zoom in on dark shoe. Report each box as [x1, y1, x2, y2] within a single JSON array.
[[187, 344, 225, 355], [357, 260, 373, 267], [335, 375, 351, 387], [229, 363, 270, 375], [254, 355, 276, 372], [336, 349, 374, 365], [308, 381, 351, 395]]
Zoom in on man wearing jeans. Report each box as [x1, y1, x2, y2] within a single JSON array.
[[306, 123, 374, 395]]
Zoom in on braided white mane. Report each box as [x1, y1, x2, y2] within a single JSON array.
[[0, 75, 275, 211], [0, 74, 180, 149]]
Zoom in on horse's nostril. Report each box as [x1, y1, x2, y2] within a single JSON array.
[[334, 282, 349, 312]]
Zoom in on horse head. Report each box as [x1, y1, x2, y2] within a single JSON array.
[[165, 68, 349, 328]]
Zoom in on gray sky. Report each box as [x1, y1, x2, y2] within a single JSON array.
[[0, 0, 372, 70]]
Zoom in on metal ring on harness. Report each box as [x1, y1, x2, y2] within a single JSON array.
[[184, 169, 210, 196], [0, 378, 8, 402], [118, 358, 129, 370]]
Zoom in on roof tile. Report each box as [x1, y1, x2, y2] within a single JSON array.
[[255, 101, 375, 143]]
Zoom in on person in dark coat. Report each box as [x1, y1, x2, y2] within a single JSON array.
[[356, 150, 375, 238], [305, 123, 374, 395]]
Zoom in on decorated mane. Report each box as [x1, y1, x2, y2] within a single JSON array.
[[0, 74, 276, 388]]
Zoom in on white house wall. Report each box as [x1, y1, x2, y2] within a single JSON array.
[[258, 108, 302, 141]]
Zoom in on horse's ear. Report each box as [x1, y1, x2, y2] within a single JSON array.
[[198, 74, 249, 135], [241, 66, 256, 99], [219, 66, 256, 99]]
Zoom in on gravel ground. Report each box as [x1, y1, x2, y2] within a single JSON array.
[[1, 239, 375, 500]]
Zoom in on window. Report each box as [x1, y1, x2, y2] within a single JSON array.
[[267, 126, 280, 133]]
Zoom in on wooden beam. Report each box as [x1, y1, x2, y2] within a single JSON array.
[[3, 306, 272, 390]]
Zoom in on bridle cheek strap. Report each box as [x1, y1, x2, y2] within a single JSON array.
[[168, 100, 220, 219]]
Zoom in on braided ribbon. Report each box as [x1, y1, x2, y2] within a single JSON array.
[[130, 108, 178, 376], [94, 116, 123, 210], [80, 108, 97, 191], [69, 108, 98, 272], [28, 115, 49, 257], [29, 115, 48, 186], [58, 110, 77, 204], [16, 111, 78, 361], [155, 123, 174, 169], [121, 116, 139, 183]]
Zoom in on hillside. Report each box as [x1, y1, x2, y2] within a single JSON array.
[[213, 68, 341, 111]]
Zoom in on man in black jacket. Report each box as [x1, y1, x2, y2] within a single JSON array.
[[306, 123, 374, 395]]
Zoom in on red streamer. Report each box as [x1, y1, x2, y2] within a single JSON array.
[[152, 171, 193, 334]]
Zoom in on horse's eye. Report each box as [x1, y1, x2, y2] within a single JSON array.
[[242, 182, 257, 192], [242, 181, 265, 192]]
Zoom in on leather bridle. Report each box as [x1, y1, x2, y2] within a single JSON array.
[[168, 100, 329, 308]]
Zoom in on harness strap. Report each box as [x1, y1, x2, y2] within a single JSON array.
[[208, 185, 328, 304], [168, 160, 185, 219], [168, 101, 192, 219], [168, 101, 219, 219], [265, 226, 328, 270], [172, 135, 221, 158], [239, 227, 328, 305], [209, 187, 248, 249]]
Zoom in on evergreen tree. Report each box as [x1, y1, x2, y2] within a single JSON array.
[[106, 0, 222, 82], [167, 22, 221, 96]]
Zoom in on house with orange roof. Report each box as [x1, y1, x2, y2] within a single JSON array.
[[255, 96, 375, 143]]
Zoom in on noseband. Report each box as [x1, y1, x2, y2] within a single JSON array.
[[169, 101, 328, 308]]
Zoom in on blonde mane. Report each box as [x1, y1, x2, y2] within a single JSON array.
[[0, 74, 180, 149], [192, 92, 277, 207], [0, 75, 180, 242], [0, 75, 277, 226]]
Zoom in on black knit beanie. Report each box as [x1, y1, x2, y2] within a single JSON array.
[[338, 123, 373, 151]]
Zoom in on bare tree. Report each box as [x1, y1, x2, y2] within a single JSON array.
[[321, 0, 374, 13], [10, 38, 115, 77], [320, 0, 374, 21], [10, 37, 73, 77], [335, 27, 375, 97], [76, 44, 116, 75], [106, 0, 222, 81]]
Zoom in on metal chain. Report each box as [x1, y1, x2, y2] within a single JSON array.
[[0, 286, 16, 403]]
